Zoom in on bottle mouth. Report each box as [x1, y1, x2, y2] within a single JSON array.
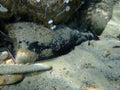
[[0, 4, 8, 13]]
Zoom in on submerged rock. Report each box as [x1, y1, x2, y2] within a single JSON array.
[[7, 22, 89, 63], [67, 0, 117, 35], [0, 74, 23, 86], [0, 0, 82, 28], [89, 0, 116, 35], [102, 2, 120, 37], [0, 64, 52, 74], [0, 0, 116, 34], [0, 4, 8, 13], [0, 51, 9, 62]]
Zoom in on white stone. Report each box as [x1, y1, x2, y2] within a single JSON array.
[[48, 19, 53, 24], [64, 0, 69, 4], [36, 0, 41, 3], [51, 25, 56, 30], [65, 6, 70, 12]]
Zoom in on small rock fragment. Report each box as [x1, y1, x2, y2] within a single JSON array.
[[0, 4, 8, 12], [0, 74, 24, 85], [0, 51, 9, 61]]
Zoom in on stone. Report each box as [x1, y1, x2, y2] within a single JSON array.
[[101, 2, 120, 37], [67, 0, 116, 35], [0, 3, 8, 12], [89, 0, 115, 35], [7, 22, 89, 63], [0, 74, 24, 86], [0, 64, 52, 74], [0, 0, 82, 28], [0, 51, 9, 62]]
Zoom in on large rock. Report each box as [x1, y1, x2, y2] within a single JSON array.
[[0, 0, 82, 28], [101, 2, 120, 37], [89, 0, 116, 35], [0, 64, 52, 74], [7, 22, 89, 64]]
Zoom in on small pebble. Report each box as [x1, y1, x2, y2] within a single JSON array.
[[50, 25, 56, 30], [0, 51, 9, 61], [48, 19, 53, 24], [36, 0, 41, 3]]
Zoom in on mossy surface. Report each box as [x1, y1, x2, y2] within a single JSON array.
[[0, 0, 81, 28]]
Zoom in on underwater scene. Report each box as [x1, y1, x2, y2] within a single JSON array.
[[0, 0, 120, 90]]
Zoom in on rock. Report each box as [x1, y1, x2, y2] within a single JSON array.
[[0, 3, 8, 12], [67, 0, 116, 35], [7, 22, 89, 63], [5, 59, 13, 64], [0, 1, 119, 89], [0, 51, 9, 62], [0, 74, 24, 85], [0, 0, 82, 28], [0, 64, 52, 74], [0, 62, 52, 86], [0, 0, 116, 34], [15, 49, 38, 64]]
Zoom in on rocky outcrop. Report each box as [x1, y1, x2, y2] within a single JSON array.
[[0, 0, 82, 28], [67, 0, 117, 35], [102, 1, 120, 37], [0, 0, 117, 34], [7, 22, 91, 63], [0, 0, 119, 88]]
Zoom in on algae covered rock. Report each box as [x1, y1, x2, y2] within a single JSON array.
[[7, 22, 88, 63], [0, 0, 82, 28], [89, 0, 116, 35]]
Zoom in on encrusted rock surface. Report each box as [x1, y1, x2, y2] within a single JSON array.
[[89, 0, 116, 34], [67, 0, 117, 35], [0, 64, 52, 74], [7, 22, 89, 63], [0, 0, 82, 28], [0, 51, 8, 62], [0, 74, 24, 86], [0, 0, 117, 34]]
